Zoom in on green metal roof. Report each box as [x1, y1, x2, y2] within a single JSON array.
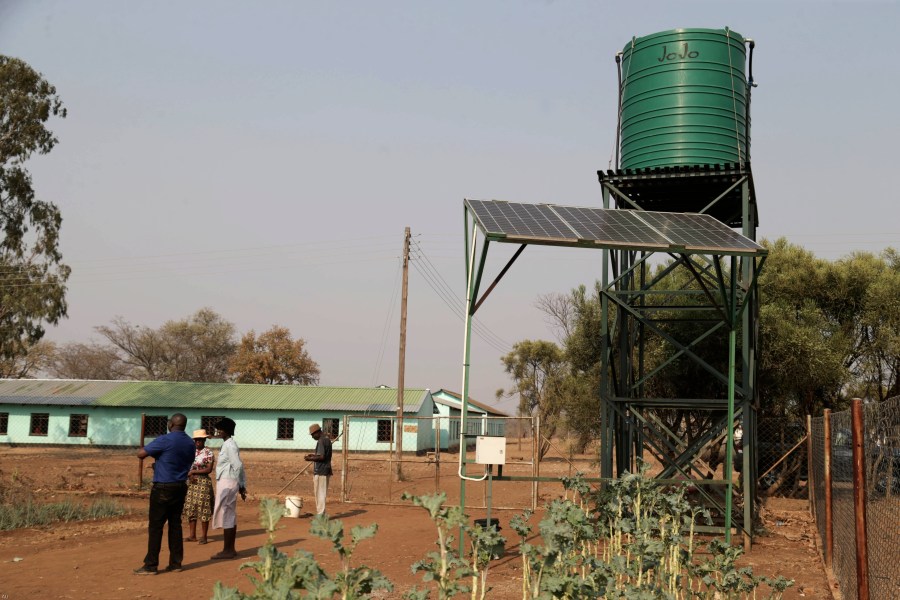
[[0, 379, 125, 405], [0, 379, 429, 413]]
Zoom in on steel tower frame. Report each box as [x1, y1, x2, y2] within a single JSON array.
[[597, 163, 764, 545], [456, 169, 765, 546]]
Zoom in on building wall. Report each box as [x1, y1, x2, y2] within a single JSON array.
[[0, 405, 141, 446], [0, 404, 436, 452]]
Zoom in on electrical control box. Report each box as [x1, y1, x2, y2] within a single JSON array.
[[475, 436, 506, 465]]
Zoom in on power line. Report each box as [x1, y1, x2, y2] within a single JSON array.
[[415, 256, 512, 351], [409, 238, 512, 354], [410, 258, 508, 355], [0, 237, 402, 278], [0, 253, 399, 289]]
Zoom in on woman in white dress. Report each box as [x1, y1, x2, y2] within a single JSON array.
[[210, 417, 246, 559]]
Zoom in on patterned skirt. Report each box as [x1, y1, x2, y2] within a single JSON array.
[[182, 475, 214, 522]]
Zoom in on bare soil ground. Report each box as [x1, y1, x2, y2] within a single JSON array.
[[0, 446, 833, 599]]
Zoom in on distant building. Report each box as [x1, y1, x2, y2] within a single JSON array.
[[431, 389, 509, 449], [0, 379, 437, 452]]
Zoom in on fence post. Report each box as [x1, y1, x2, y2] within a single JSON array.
[[850, 398, 870, 600], [807, 414, 815, 519], [533, 415, 540, 511], [823, 408, 833, 569], [137, 413, 146, 490], [341, 415, 349, 503], [434, 416, 440, 492]]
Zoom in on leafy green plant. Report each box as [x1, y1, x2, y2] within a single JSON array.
[[308, 514, 393, 598], [510, 466, 793, 599], [402, 492, 473, 600], [402, 492, 506, 600], [211, 474, 793, 600], [468, 520, 506, 600], [212, 497, 392, 600]]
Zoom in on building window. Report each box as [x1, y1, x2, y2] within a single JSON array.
[[201, 415, 225, 436], [30, 413, 49, 436], [144, 416, 168, 437], [376, 419, 393, 443], [323, 418, 340, 439], [0, 413, 8, 435], [69, 414, 89, 437], [277, 418, 294, 440]]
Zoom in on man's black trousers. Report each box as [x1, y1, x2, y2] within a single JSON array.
[[143, 481, 188, 569]]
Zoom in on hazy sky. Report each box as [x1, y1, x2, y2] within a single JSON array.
[[2, 1, 898, 413]]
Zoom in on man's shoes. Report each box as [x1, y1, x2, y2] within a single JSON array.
[[133, 566, 158, 575], [163, 564, 184, 573]]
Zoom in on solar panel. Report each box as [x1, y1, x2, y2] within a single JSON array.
[[550, 205, 670, 249], [636, 212, 764, 253], [466, 200, 577, 242], [465, 199, 765, 255]]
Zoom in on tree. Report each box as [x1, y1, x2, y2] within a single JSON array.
[[95, 316, 166, 380], [536, 285, 605, 451], [499, 340, 568, 459], [158, 308, 237, 382], [756, 238, 849, 415], [859, 249, 900, 399], [95, 308, 237, 382], [228, 325, 320, 385], [0, 56, 70, 365], [0, 339, 55, 378], [821, 249, 900, 402], [49, 341, 128, 380]]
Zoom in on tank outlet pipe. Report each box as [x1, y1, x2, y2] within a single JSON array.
[[745, 38, 757, 87], [614, 51, 624, 169], [744, 38, 756, 163]]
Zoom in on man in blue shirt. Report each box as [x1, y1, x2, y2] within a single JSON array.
[[134, 413, 196, 575]]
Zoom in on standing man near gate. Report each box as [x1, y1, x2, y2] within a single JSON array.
[[134, 413, 195, 575], [305, 423, 333, 516]]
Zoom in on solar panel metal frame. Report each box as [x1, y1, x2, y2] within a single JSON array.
[[465, 199, 765, 256]]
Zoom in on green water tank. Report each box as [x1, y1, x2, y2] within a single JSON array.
[[619, 28, 749, 170]]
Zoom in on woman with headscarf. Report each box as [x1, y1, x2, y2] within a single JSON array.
[[210, 417, 247, 559], [182, 428, 215, 544]]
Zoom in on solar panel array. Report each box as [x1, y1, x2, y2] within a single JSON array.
[[465, 199, 764, 254]]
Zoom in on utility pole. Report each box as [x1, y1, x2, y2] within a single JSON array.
[[395, 227, 410, 482]]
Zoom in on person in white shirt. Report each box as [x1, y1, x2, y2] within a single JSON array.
[[210, 417, 246, 559]]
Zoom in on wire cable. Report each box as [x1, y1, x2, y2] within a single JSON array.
[[409, 240, 512, 354], [410, 239, 512, 351]]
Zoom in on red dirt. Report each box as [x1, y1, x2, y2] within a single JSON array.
[[0, 447, 833, 599]]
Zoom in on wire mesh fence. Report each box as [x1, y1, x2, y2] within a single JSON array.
[[756, 416, 808, 498], [0, 411, 573, 519], [810, 415, 827, 554], [862, 398, 900, 599], [829, 408, 857, 600], [340, 415, 541, 511], [807, 397, 900, 600]]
